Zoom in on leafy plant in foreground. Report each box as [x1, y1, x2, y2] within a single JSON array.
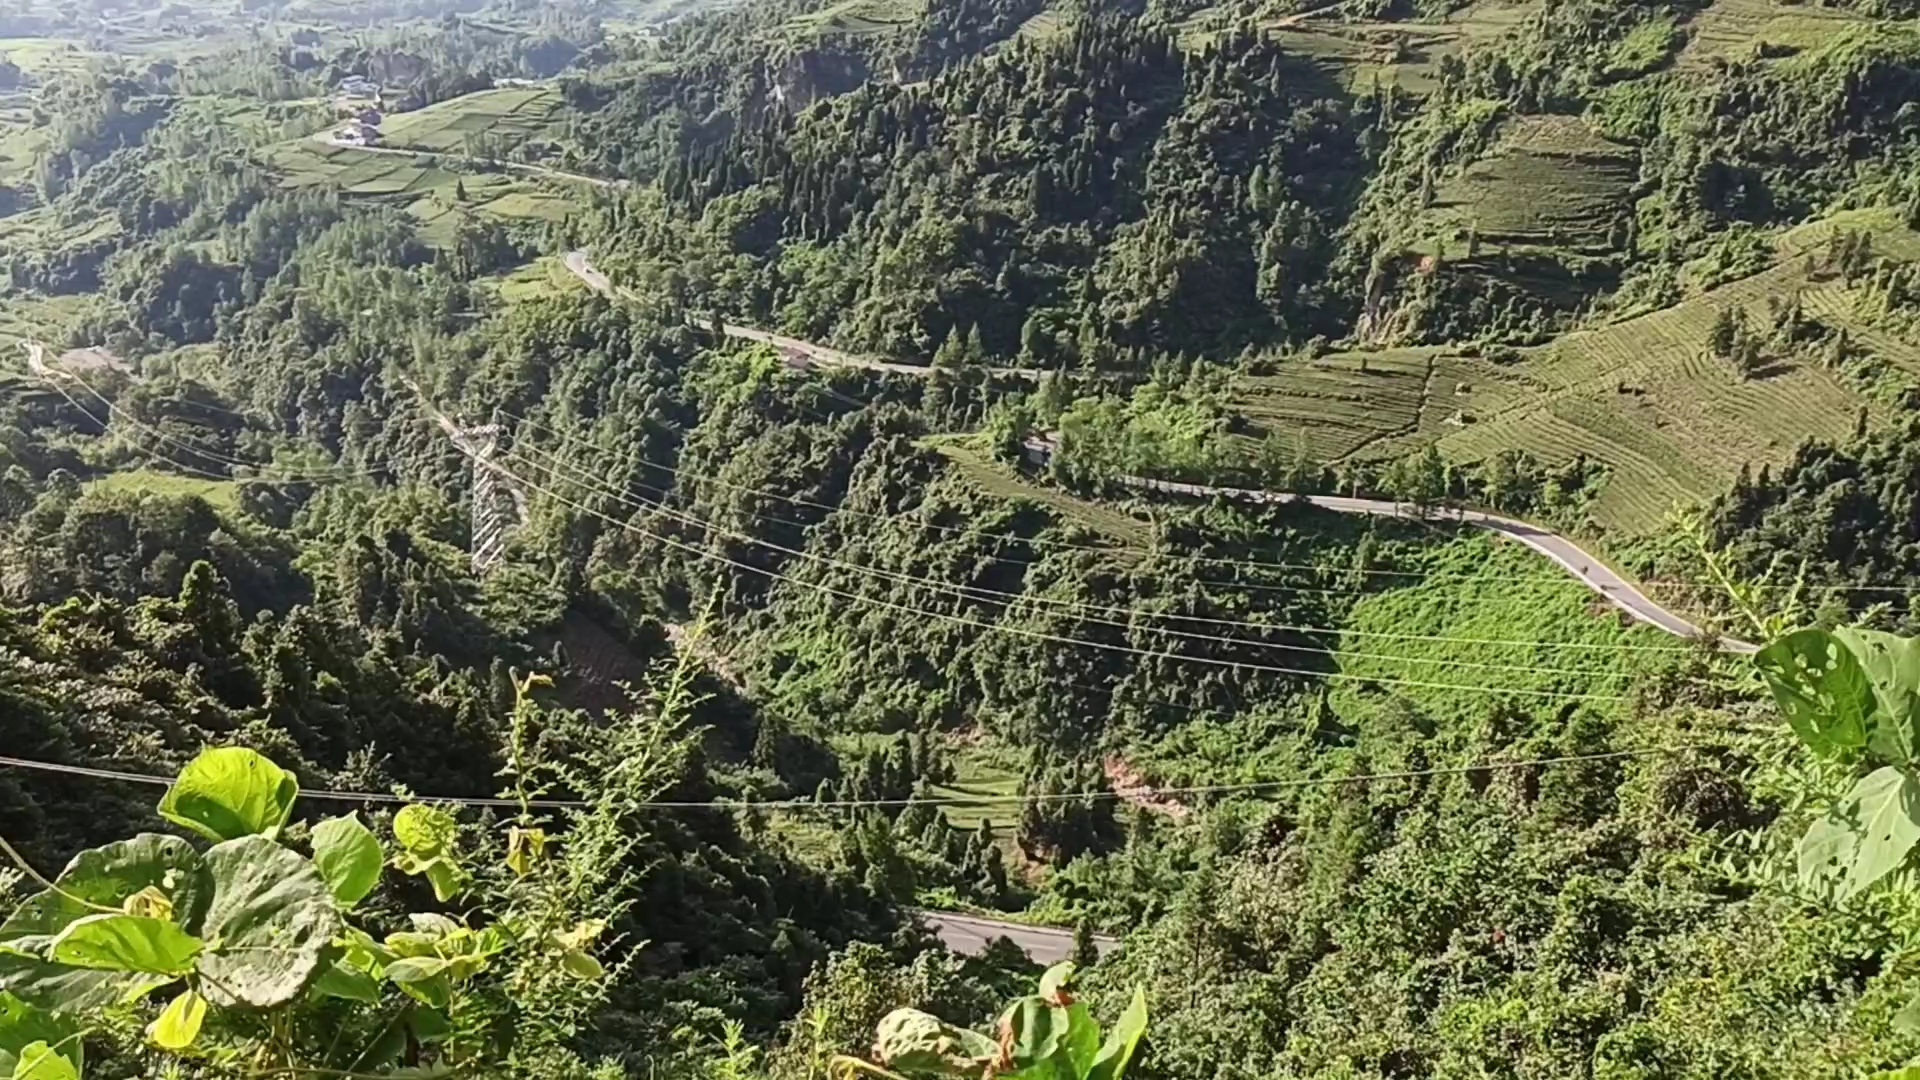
[[1756, 627, 1920, 902], [836, 962, 1147, 1080], [0, 670, 679, 1079]]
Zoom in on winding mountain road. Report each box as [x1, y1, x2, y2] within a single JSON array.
[[919, 911, 1117, 964], [562, 252, 1044, 378], [1119, 475, 1754, 651], [556, 253, 1747, 652]]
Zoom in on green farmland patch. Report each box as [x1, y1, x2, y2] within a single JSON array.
[[376, 86, 567, 155]]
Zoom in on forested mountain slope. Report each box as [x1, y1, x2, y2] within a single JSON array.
[[4, 0, 1920, 1077]]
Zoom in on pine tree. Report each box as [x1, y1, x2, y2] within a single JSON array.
[[1709, 307, 1739, 357], [1071, 917, 1100, 971]]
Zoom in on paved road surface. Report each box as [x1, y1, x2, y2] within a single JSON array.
[[1122, 476, 1756, 652], [559, 253, 1749, 652], [562, 252, 1044, 378], [314, 133, 625, 189], [919, 911, 1117, 964]]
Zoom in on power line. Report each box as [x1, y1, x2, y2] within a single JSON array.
[[0, 746, 1695, 811], [500, 405, 1609, 590], [38, 367, 385, 484], [474, 447, 1634, 701], [503, 440, 1671, 681]]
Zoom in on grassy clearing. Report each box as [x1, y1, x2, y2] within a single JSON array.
[[1328, 534, 1693, 719], [1430, 210, 1918, 533], [85, 468, 240, 511], [931, 440, 1152, 546], [1230, 348, 1531, 464], [482, 255, 590, 304], [928, 738, 1023, 834], [376, 86, 566, 155], [0, 293, 90, 355], [1417, 114, 1637, 256]]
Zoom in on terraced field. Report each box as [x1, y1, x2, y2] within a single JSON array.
[[1676, 0, 1872, 67], [1230, 348, 1531, 463], [786, 0, 922, 36], [376, 86, 566, 155], [1420, 115, 1637, 255], [1397, 211, 1920, 533], [932, 441, 1152, 545], [1227, 0, 1537, 94], [264, 141, 581, 247]]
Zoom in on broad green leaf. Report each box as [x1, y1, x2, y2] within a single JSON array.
[[1086, 988, 1147, 1080], [310, 815, 383, 909], [383, 957, 449, 985], [391, 807, 466, 902], [872, 1009, 998, 1076], [559, 951, 603, 980], [1894, 990, 1920, 1036], [148, 988, 207, 1050], [1838, 628, 1920, 764], [195, 836, 341, 1009], [386, 957, 451, 1009], [312, 962, 381, 1004], [1841, 766, 1920, 899], [1797, 808, 1860, 898], [1755, 629, 1875, 758], [158, 748, 299, 843], [1869, 1069, 1920, 1080], [391, 805, 457, 859], [1001, 998, 1069, 1070], [10, 1041, 77, 1080], [47, 915, 199, 975], [408, 1008, 453, 1044], [0, 836, 207, 1010], [0, 992, 78, 1078], [1059, 1003, 1100, 1080], [420, 861, 465, 904], [1038, 962, 1076, 1005]]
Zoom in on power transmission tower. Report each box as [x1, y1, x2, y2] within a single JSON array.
[[410, 378, 525, 574]]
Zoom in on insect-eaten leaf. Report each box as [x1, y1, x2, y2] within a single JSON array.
[[311, 814, 383, 909], [1796, 767, 1920, 902], [1755, 630, 1875, 759], [872, 1009, 999, 1076], [0, 835, 209, 1011], [147, 988, 207, 1050], [1838, 628, 1920, 766], [195, 836, 342, 1009], [158, 748, 299, 843], [46, 915, 199, 976]]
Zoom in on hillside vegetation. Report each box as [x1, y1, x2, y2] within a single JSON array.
[[4, 0, 1920, 1077]]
